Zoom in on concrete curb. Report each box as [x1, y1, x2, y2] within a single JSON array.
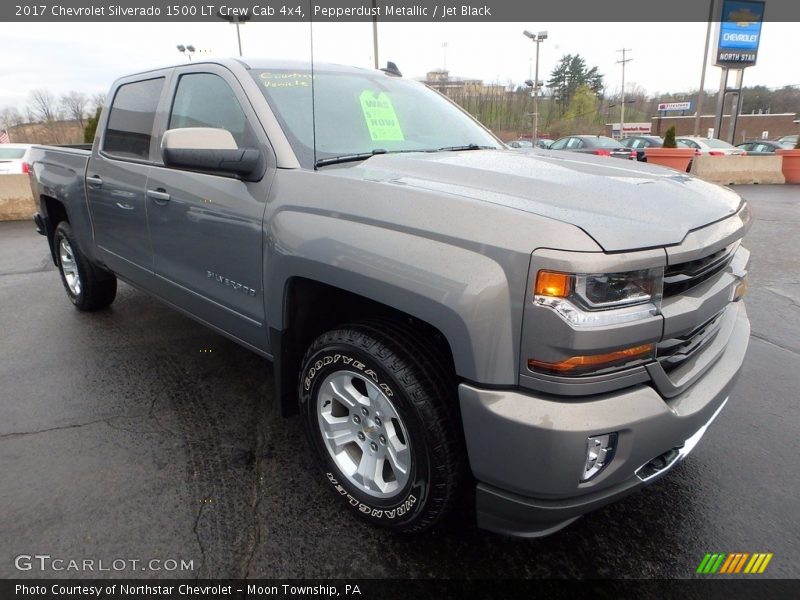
[[0, 174, 36, 222], [690, 155, 786, 185]]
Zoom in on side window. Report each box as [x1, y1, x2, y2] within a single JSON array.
[[566, 138, 581, 149], [169, 73, 257, 149], [104, 78, 165, 160], [550, 138, 568, 150]]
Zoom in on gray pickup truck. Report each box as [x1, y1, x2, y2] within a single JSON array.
[[28, 58, 751, 537]]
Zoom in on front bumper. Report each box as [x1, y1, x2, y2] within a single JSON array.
[[460, 301, 749, 537]]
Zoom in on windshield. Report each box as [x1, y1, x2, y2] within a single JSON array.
[[593, 136, 626, 148], [251, 69, 500, 167], [704, 138, 736, 149], [0, 148, 26, 159]]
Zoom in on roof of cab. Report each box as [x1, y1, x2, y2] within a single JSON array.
[[128, 57, 382, 76]]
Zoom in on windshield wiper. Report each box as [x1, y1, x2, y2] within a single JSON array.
[[437, 144, 496, 152], [315, 149, 387, 168]]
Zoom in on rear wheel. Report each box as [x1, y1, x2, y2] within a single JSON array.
[[54, 221, 116, 311], [299, 319, 462, 533]]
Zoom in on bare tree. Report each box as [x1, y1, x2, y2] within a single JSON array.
[[29, 89, 62, 123], [0, 106, 27, 142], [27, 89, 67, 144], [0, 106, 24, 131], [91, 92, 107, 112], [61, 91, 89, 129]]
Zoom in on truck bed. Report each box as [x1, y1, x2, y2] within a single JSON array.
[[28, 145, 92, 264]]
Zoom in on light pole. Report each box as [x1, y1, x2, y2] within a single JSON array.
[[217, 10, 251, 56], [616, 48, 632, 139], [176, 44, 196, 61], [523, 30, 547, 144], [694, 0, 718, 135], [372, 0, 379, 68]]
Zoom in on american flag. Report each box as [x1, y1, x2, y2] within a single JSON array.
[[0, 130, 9, 144]]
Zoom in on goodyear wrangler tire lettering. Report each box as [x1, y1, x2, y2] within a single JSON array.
[[325, 470, 419, 521], [299, 320, 463, 534]]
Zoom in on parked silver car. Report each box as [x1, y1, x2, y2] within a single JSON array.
[[676, 137, 746, 156], [0, 144, 33, 174]]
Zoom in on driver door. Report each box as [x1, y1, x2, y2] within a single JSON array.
[[145, 65, 275, 350]]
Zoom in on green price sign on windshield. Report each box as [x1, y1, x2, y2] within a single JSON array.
[[359, 91, 405, 142]]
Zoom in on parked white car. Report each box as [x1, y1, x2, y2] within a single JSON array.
[[675, 137, 746, 156], [0, 144, 33, 174]]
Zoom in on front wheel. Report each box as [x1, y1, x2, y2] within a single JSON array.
[[298, 320, 462, 533], [54, 221, 117, 311]]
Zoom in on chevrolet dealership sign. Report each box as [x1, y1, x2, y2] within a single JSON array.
[[715, 0, 765, 67]]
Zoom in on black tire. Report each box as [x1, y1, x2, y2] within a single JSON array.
[[298, 319, 463, 533], [54, 221, 117, 311]]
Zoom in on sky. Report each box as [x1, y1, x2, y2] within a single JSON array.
[[1, 21, 799, 110]]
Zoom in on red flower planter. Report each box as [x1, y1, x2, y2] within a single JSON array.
[[776, 149, 800, 184], [643, 147, 696, 172]]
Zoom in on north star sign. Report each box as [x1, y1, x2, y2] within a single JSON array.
[[715, 0, 765, 67]]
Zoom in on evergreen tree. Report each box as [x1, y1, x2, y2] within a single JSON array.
[[83, 107, 101, 144], [547, 54, 605, 117]]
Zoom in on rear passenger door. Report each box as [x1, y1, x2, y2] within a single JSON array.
[[87, 75, 171, 286], [145, 65, 274, 350]]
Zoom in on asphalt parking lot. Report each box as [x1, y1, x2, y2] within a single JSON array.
[[1, 184, 798, 580]]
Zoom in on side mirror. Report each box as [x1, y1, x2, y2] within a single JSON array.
[[161, 127, 261, 178]]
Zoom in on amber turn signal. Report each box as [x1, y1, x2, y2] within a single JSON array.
[[528, 343, 655, 374], [534, 270, 572, 298], [733, 275, 749, 301]]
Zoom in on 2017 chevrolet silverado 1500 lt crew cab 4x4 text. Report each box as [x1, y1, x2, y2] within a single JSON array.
[[28, 58, 751, 537]]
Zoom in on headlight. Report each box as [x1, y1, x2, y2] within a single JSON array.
[[533, 267, 664, 327]]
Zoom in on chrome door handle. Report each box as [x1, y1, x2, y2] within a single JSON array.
[[86, 175, 103, 187], [115, 202, 134, 210], [147, 188, 171, 203]]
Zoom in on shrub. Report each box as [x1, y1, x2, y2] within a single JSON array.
[[663, 126, 678, 149]]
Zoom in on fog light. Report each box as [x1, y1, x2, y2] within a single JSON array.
[[583, 433, 617, 481]]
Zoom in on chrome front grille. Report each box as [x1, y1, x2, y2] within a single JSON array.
[[657, 310, 725, 372], [663, 244, 736, 297]]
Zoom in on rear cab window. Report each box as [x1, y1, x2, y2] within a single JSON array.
[[103, 77, 165, 161]]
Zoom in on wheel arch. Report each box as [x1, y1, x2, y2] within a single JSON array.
[[41, 194, 69, 265], [271, 275, 462, 417]]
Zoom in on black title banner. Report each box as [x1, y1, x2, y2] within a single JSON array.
[[3, 0, 800, 22]]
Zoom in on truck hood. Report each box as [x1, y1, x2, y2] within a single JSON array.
[[327, 149, 743, 252]]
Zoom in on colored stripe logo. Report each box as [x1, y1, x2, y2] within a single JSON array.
[[696, 552, 773, 574]]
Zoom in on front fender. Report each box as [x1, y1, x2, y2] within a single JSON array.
[[265, 209, 525, 385]]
